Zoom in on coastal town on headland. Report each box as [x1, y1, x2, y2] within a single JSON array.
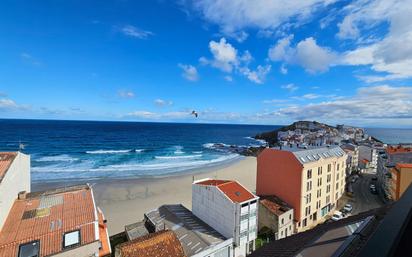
[[1, 121, 412, 257]]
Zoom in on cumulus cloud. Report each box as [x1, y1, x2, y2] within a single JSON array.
[[268, 36, 337, 73], [178, 63, 199, 81], [185, 0, 335, 39], [120, 25, 154, 39], [154, 99, 173, 106], [337, 0, 412, 80], [118, 90, 135, 98], [274, 85, 412, 121], [201, 38, 271, 84]]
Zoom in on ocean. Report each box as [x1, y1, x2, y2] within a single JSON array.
[[0, 119, 278, 182], [365, 128, 412, 144]]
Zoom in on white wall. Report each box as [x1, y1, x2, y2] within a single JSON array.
[[0, 152, 30, 230], [192, 184, 235, 240]]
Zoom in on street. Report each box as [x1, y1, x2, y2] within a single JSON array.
[[346, 173, 386, 215]]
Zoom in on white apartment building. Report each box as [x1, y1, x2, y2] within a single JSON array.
[[359, 145, 378, 173], [192, 179, 259, 257], [257, 146, 347, 233], [0, 152, 30, 229]]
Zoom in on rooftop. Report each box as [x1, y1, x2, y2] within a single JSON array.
[[144, 204, 230, 256], [259, 195, 292, 216], [0, 152, 17, 183], [117, 230, 186, 257], [125, 221, 149, 241], [386, 145, 412, 155], [249, 205, 391, 257], [290, 146, 346, 164], [0, 184, 109, 257], [194, 179, 257, 203], [395, 163, 412, 169]]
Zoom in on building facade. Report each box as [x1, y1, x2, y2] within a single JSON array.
[[377, 145, 412, 200], [192, 179, 259, 257], [358, 145, 378, 173], [340, 144, 359, 175], [390, 164, 412, 201], [0, 152, 30, 230], [257, 146, 347, 233], [258, 195, 294, 240]]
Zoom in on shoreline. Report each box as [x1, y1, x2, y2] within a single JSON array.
[[32, 156, 257, 235]]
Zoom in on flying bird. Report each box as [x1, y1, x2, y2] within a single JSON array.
[[191, 110, 198, 118]]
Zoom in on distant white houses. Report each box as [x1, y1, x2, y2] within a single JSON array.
[[192, 179, 259, 257], [359, 144, 379, 173]]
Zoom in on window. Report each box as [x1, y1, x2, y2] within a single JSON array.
[[240, 213, 249, 222], [307, 169, 312, 179], [289, 214, 292, 220], [303, 218, 307, 227], [306, 193, 311, 204], [63, 230, 80, 249], [307, 181, 312, 191], [305, 206, 311, 216], [337, 173, 340, 180], [336, 182, 339, 190], [337, 164, 340, 171], [326, 185, 331, 193], [318, 167, 322, 175], [326, 195, 330, 204], [317, 178, 322, 187], [327, 174, 331, 183], [281, 218, 284, 225], [19, 241, 40, 257], [328, 164, 331, 172]]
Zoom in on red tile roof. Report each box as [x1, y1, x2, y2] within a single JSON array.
[[396, 163, 412, 169], [0, 152, 17, 183], [0, 185, 109, 257], [196, 179, 256, 203], [386, 145, 412, 154], [117, 230, 186, 257], [259, 196, 292, 216]]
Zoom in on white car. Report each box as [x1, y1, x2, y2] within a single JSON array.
[[343, 203, 353, 213], [331, 211, 344, 221]]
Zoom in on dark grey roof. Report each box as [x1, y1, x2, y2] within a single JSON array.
[[145, 204, 229, 256], [249, 205, 391, 257], [125, 221, 149, 241]]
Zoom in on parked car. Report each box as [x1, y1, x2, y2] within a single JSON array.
[[331, 211, 344, 221], [369, 185, 378, 194], [343, 203, 353, 213]]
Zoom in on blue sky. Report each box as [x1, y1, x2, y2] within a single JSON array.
[[0, 0, 411, 127]]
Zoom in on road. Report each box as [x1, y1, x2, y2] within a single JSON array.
[[347, 173, 385, 215]]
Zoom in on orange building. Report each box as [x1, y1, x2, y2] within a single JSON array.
[[390, 163, 412, 200], [257, 146, 347, 232]]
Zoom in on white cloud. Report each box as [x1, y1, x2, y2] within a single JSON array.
[[120, 25, 154, 39], [201, 38, 271, 84], [239, 65, 271, 84], [186, 0, 335, 38], [0, 98, 19, 109], [269, 36, 337, 73], [118, 90, 135, 98], [274, 85, 412, 122], [178, 63, 199, 81], [337, 0, 412, 80], [281, 83, 299, 92], [154, 99, 173, 106]]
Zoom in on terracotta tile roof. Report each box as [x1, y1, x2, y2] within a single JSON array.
[[98, 208, 111, 257], [0, 152, 17, 183], [195, 179, 230, 186], [196, 179, 257, 203], [117, 230, 186, 257], [259, 195, 292, 216], [0, 184, 108, 257], [362, 159, 370, 164], [396, 163, 412, 169], [386, 145, 412, 155]]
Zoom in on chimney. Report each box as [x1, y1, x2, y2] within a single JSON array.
[[18, 191, 27, 200]]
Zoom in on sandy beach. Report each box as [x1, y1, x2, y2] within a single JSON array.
[[32, 157, 257, 235]]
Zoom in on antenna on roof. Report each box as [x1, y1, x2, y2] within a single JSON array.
[[18, 141, 26, 152]]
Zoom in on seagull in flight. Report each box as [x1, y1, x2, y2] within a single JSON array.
[[191, 110, 198, 118]]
